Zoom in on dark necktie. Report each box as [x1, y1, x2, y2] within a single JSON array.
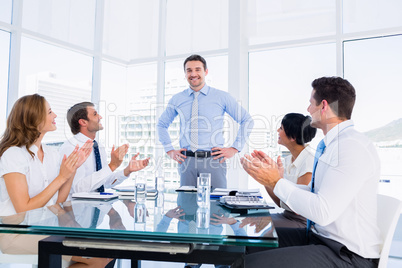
[[93, 140, 104, 192], [90, 206, 100, 229], [306, 139, 326, 234]]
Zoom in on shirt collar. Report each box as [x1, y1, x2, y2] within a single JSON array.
[[324, 120, 355, 147], [75, 132, 94, 143], [29, 143, 52, 157], [291, 145, 310, 168], [29, 144, 39, 155], [186, 84, 209, 96]]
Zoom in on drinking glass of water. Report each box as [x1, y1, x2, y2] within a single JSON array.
[[196, 207, 210, 229], [134, 203, 146, 231], [197, 173, 211, 208], [135, 177, 147, 204]]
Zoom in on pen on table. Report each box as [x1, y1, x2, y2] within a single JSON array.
[[100, 192, 114, 195]]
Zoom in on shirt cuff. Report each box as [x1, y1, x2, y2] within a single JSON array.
[[230, 221, 241, 231], [273, 178, 294, 203], [111, 170, 129, 186], [164, 144, 175, 153], [230, 143, 242, 152]]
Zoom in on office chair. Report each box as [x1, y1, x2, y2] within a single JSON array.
[[377, 194, 402, 268]]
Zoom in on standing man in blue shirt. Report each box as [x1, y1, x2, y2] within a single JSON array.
[[157, 54, 254, 188]]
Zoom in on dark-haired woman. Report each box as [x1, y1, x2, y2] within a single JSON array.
[[267, 113, 317, 228]]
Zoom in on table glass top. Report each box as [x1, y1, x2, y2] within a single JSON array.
[[0, 191, 277, 247]]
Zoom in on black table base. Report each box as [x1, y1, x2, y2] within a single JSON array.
[[38, 236, 245, 268]]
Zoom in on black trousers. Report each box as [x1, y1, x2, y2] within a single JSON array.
[[231, 228, 379, 268]]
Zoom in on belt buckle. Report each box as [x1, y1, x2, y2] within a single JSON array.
[[195, 151, 208, 158]]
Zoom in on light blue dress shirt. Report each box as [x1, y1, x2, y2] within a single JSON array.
[[157, 85, 254, 153]]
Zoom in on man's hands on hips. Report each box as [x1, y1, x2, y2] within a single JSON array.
[[167, 149, 187, 164], [211, 147, 238, 163], [241, 150, 283, 189], [167, 147, 239, 164]]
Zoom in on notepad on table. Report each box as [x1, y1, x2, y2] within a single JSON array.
[[175, 185, 197, 192]]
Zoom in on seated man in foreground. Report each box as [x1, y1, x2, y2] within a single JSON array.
[[237, 77, 381, 268]]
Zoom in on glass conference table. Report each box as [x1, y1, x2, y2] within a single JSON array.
[[0, 190, 277, 267]]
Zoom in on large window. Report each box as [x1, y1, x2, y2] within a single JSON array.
[[248, 0, 336, 45], [19, 37, 93, 144], [343, 0, 402, 33], [0, 0, 12, 23], [344, 35, 402, 199], [166, 0, 228, 56], [103, 0, 159, 61], [99, 61, 128, 147], [101, 61, 157, 180], [22, 0, 96, 49], [125, 63, 158, 173], [249, 43, 336, 200], [0, 30, 10, 134]]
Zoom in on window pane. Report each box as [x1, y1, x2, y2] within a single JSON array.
[[0, 0, 12, 23], [101, 62, 157, 180], [248, 0, 335, 45], [19, 37, 93, 144], [22, 0, 96, 49], [343, 0, 402, 33], [249, 43, 336, 199], [344, 36, 402, 199], [103, 0, 159, 61], [0, 30, 10, 134], [166, 0, 228, 56]]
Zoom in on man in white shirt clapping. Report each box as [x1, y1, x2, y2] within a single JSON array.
[[59, 102, 149, 194], [237, 77, 381, 268]]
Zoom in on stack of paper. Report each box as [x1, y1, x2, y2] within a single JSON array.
[[112, 185, 157, 197]]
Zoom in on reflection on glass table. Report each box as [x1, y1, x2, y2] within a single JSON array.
[[0, 191, 277, 246], [0, 191, 278, 268]]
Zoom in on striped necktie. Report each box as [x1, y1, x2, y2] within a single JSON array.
[[306, 139, 326, 234], [93, 140, 104, 192], [190, 91, 200, 152]]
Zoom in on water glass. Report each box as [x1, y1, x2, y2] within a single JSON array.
[[196, 207, 210, 229], [156, 175, 165, 192], [135, 177, 147, 204], [156, 192, 164, 208], [197, 173, 211, 208], [134, 203, 146, 231]]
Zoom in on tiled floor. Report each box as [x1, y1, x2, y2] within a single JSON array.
[[2, 215, 402, 268]]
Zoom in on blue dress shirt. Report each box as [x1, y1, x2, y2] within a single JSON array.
[[157, 85, 254, 153]]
